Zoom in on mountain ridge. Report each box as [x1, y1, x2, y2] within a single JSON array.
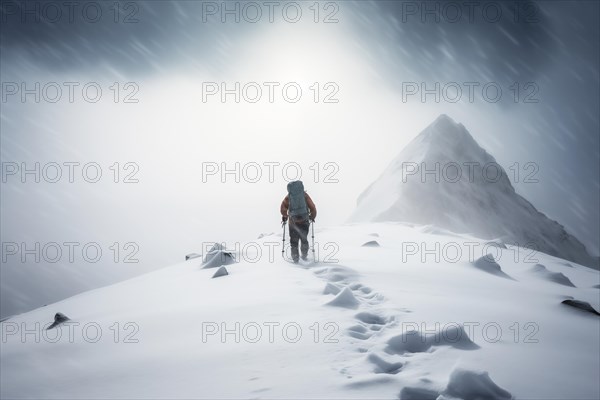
[[351, 115, 598, 269], [2, 222, 599, 399]]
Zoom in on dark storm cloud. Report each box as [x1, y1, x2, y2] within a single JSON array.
[[350, 0, 558, 85], [0, 0, 558, 82], [0, 0, 246, 76]]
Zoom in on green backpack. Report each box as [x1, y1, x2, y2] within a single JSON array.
[[287, 180, 309, 220]]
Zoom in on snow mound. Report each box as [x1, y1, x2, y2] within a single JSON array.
[[323, 283, 342, 295], [350, 114, 598, 269], [443, 368, 513, 400], [400, 369, 513, 400], [314, 265, 358, 284], [348, 324, 372, 340], [325, 287, 360, 309], [530, 264, 575, 287], [367, 353, 403, 374], [386, 324, 479, 354], [472, 255, 515, 280], [355, 312, 387, 325]]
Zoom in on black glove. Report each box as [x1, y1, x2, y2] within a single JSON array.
[[282, 216, 288, 225]]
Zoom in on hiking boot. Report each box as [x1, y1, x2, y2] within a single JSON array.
[[292, 249, 300, 263], [301, 254, 308, 261]]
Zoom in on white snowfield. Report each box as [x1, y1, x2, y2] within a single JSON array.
[[2, 223, 599, 399]]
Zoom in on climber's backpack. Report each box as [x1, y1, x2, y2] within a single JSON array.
[[287, 180, 309, 221]]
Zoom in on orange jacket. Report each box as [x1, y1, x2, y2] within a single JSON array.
[[281, 192, 317, 223]]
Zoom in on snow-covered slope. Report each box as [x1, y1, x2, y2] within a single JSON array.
[[2, 223, 599, 399], [350, 115, 598, 269]]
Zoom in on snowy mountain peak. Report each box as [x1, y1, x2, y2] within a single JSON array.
[[411, 114, 472, 148], [351, 115, 598, 269], [394, 115, 507, 182], [377, 115, 512, 192], [422, 113, 468, 141], [419, 115, 486, 160]]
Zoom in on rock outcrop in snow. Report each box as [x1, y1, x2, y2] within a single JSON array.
[[211, 266, 229, 278], [361, 240, 380, 247], [472, 255, 515, 281], [46, 312, 70, 330], [350, 114, 598, 269], [561, 299, 600, 316], [530, 264, 575, 287], [185, 253, 201, 261], [202, 243, 235, 269]]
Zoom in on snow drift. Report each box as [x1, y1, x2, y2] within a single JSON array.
[[1, 223, 598, 399]]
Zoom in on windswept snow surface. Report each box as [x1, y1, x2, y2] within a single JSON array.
[[350, 115, 598, 269], [1, 223, 599, 399]]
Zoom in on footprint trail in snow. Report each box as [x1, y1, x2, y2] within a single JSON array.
[[301, 233, 514, 399]]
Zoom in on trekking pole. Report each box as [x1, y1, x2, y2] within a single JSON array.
[[311, 220, 316, 263], [281, 220, 287, 259]]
